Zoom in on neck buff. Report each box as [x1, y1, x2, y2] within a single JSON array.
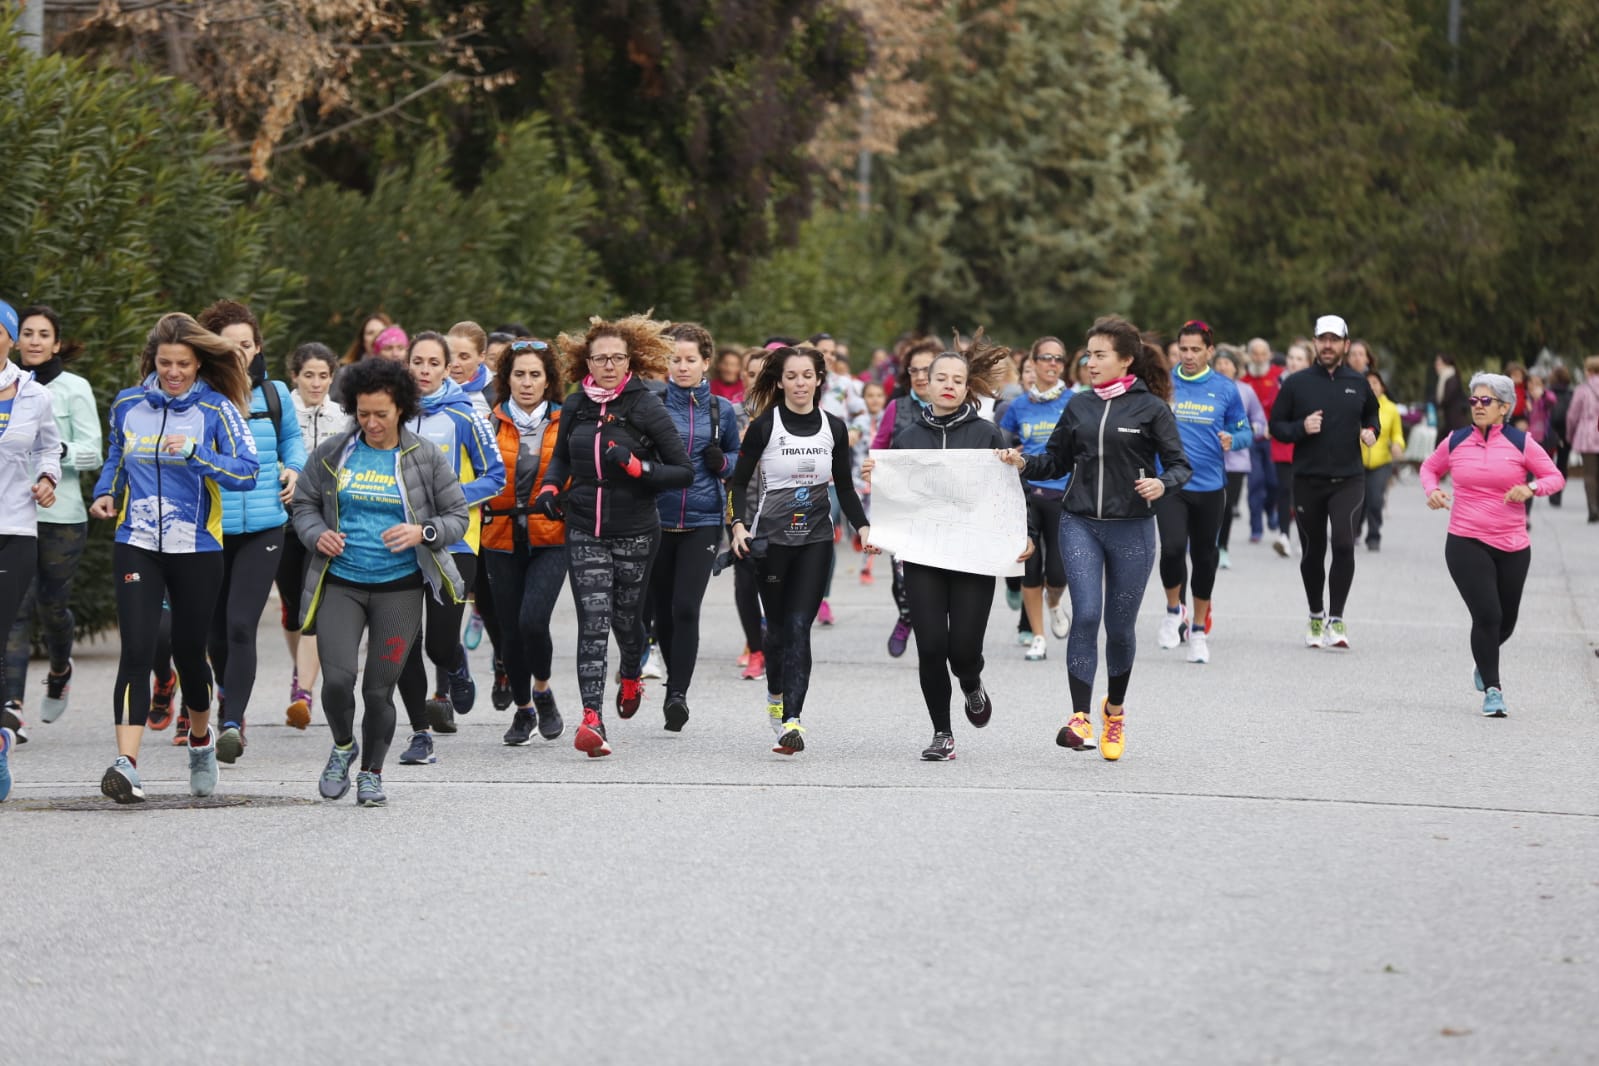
[[0, 359, 23, 392], [1028, 380, 1067, 403], [583, 373, 630, 404], [508, 399, 549, 434], [30, 355, 64, 387], [1093, 375, 1137, 401]]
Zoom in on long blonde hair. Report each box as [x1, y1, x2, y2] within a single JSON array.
[[139, 313, 251, 409]]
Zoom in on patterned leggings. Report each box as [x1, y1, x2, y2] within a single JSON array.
[[1060, 512, 1157, 716], [566, 528, 659, 712]]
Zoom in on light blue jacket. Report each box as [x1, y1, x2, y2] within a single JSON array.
[[221, 380, 307, 534]]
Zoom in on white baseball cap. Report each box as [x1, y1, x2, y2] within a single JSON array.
[[1313, 314, 1349, 339]]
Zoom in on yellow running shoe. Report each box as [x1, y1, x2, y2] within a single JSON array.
[[766, 695, 785, 737], [1055, 712, 1094, 750], [1100, 710, 1125, 761]]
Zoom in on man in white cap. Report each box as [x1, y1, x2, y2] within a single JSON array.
[[1267, 314, 1381, 649]]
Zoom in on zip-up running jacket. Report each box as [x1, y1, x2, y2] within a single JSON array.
[[1420, 425, 1564, 553], [656, 378, 741, 530], [894, 400, 1007, 452], [1168, 366, 1252, 492], [222, 379, 307, 535], [30, 365, 101, 525], [1269, 361, 1380, 479], [0, 379, 63, 537], [291, 389, 352, 455], [409, 378, 504, 553]]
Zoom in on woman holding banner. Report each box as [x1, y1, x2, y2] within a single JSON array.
[[862, 333, 1027, 761]]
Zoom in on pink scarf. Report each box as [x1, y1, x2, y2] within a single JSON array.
[[582, 373, 631, 404], [1093, 375, 1137, 401]]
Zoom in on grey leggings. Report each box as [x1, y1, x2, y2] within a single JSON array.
[[567, 527, 659, 712], [317, 578, 423, 772], [1060, 512, 1157, 716]]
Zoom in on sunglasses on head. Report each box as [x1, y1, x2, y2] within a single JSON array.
[[509, 340, 548, 353], [1468, 396, 1501, 408]]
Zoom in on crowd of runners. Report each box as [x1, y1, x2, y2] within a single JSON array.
[[0, 296, 1591, 805]]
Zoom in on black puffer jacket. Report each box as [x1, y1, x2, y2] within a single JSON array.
[[893, 401, 1007, 451], [1021, 380, 1191, 520], [541, 376, 693, 538]]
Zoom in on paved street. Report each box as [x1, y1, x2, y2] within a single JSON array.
[[4, 486, 1596, 1065]]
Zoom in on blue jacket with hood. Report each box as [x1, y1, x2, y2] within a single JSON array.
[[655, 379, 740, 530], [221, 378, 307, 534], [408, 377, 505, 553]]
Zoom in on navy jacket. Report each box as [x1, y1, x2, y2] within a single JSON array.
[[655, 379, 741, 530]]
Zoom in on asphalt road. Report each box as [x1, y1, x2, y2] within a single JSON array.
[[4, 483, 1596, 1065]]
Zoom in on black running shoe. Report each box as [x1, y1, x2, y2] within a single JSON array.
[[447, 654, 476, 715], [963, 683, 992, 728], [921, 732, 955, 761], [503, 708, 536, 746], [663, 694, 690, 733], [491, 661, 513, 712], [426, 695, 458, 734], [0, 701, 26, 744], [533, 689, 563, 740]]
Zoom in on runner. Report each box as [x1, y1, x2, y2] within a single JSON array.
[[1360, 370, 1405, 551], [1156, 320, 1252, 664], [447, 321, 494, 419], [733, 347, 769, 681], [652, 323, 741, 732], [480, 339, 568, 746], [3, 305, 101, 732], [396, 331, 504, 764], [1271, 343, 1311, 556], [1268, 316, 1380, 649], [849, 381, 887, 584], [374, 326, 409, 362], [998, 336, 1073, 662], [1421, 373, 1564, 717], [538, 314, 693, 758], [999, 316, 1190, 761], [197, 299, 307, 763], [280, 342, 351, 728], [1241, 338, 1282, 546], [88, 313, 259, 802], [730, 345, 872, 755], [292, 356, 469, 806], [1210, 348, 1263, 570], [872, 338, 941, 658], [1567, 356, 1599, 522], [341, 313, 393, 365]]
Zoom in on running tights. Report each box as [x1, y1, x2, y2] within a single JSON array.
[[1023, 494, 1066, 590], [903, 562, 994, 733], [111, 543, 222, 726], [3, 522, 86, 703], [1155, 487, 1226, 601], [316, 579, 423, 772], [1060, 513, 1156, 716], [757, 540, 831, 721], [1293, 476, 1363, 617], [0, 537, 40, 679], [1444, 534, 1530, 692], [398, 551, 475, 730], [207, 526, 284, 725], [275, 520, 309, 633], [734, 556, 765, 653], [650, 527, 721, 696], [483, 545, 567, 706], [1274, 460, 1295, 535], [567, 528, 658, 712], [1219, 471, 1246, 551]]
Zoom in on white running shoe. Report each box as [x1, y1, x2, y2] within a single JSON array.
[[1186, 631, 1210, 664], [1048, 600, 1071, 639], [1218, 548, 1231, 570], [1274, 532, 1293, 558], [1157, 606, 1188, 650], [1025, 634, 1048, 661], [640, 643, 665, 680]]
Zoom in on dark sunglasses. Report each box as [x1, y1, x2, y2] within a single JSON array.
[[1033, 354, 1066, 363], [1467, 396, 1501, 408]]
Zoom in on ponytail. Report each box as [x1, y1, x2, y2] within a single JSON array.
[[1085, 315, 1171, 403]]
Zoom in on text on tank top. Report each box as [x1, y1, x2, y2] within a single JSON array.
[[753, 404, 835, 545]]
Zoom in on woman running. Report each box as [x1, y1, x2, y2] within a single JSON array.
[[999, 316, 1190, 761], [280, 342, 351, 728], [733, 347, 769, 681], [1156, 320, 1252, 664], [197, 299, 307, 763], [292, 357, 469, 806], [730, 345, 872, 755], [0, 300, 63, 771], [1210, 349, 1263, 571], [537, 314, 693, 758], [3, 305, 101, 731], [480, 339, 568, 747], [871, 338, 941, 658], [649, 323, 741, 732], [1360, 370, 1405, 551], [1421, 373, 1564, 718], [396, 331, 504, 764], [862, 335, 1024, 760], [89, 313, 259, 802]]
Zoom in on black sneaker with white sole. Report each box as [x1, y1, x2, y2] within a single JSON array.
[[504, 708, 536, 746], [962, 683, 992, 728]]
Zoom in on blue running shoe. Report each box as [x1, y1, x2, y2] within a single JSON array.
[[464, 609, 485, 651], [447, 656, 476, 715], [188, 730, 219, 797], [101, 756, 145, 804], [0, 727, 14, 802], [1482, 688, 1508, 718], [320, 742, 359, 799], [356, 771, 387, 807], [1474, 667, 1486, 693], [398, 731, 437, 765]]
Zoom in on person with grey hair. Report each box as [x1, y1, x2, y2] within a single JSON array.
[[1420, 372, 1565, 717]]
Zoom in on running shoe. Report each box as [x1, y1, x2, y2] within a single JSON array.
[[285, 688, 313, 730], [101, 756, 144, 804], [1048, 601, 1071, 639], [0, 727, 14, 802], [773, 718, 806, 755], [1056, 712, 1094, 750], [1273, 532, 1292, 557], [1482, 688, 1508, 718], [188, 730, 219, 797], [818, 600, 835, 627], [1304, 616, 1326, 649], [1366, 539, 1381, 552], [504, 708, 537, 746], [887, 619, 912, 658], [319, 742, 358, 799], [464, 608, 485, 651], [1025, 635, 1048, 662], [766, 695, 785, 737], [663, 694, 690, 733], [741, 651, 766, 681], [1016, 629, 1035, 646], [1326, 619, 1350, 649], [399, 731, 437, 765], [1158, 606, 1188, 650], [40, 660, 73, 723], [216, 724, 247, 764], [149, 675, 177, 732], [1474, 667, 1485, 693], [616, 677, 644, 719], [640, 644, 665, 680], [1218, 548, 1231, 570], [447, 658, 476, 714], [963, 683, 992, 728], [1006, 585, 1022, 611], [921, 732, 955, 761], [170, 713, 189, 745], [533, 689, 564, 740], [1186, 631, 1210, 664], [859, 566, 874, 586], [0, 702, 26, 744], [737, 646, 750, 668], [491, 663, 513, 712], [574, 709, 611, 757], [355, 770, 387, 807], [426, 695, 457, 734], [1100, 712, 1125, 762]]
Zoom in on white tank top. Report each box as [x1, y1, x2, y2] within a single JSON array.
[[753, 404, 836, 546]]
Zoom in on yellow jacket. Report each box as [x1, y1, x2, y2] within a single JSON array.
[[1362, 395, 1405, 469]]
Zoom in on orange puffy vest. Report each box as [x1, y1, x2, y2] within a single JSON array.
[[480, 405, 565, 551]]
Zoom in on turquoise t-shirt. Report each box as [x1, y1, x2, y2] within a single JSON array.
[[330, 439, 419, 585]]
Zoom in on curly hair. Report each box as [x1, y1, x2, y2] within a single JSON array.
[[197, 298, 262, 350], [930, 328, 1013, 402], [663, 321, 715, 362], [139, 313, 251, 409], [747, 346, 828, 419], [557, 313, 673, 384], [338, 352, 420, 423], [1085, 315, 1172, 403], [493, 338, 563, 410]]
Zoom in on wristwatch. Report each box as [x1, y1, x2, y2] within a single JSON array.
[[420, 522, 439, 546]]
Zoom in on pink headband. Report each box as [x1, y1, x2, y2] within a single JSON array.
[[373, 326, 408, 352]]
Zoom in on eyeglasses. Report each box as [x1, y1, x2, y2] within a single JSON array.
[[587, 353, 628, 367], [908, 366, 933, 378], [509, 340, 548, 353], [1467, 396, 1501, 408]]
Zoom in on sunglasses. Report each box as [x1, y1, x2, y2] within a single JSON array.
[[1033, 354, 1066, 364], [509, 340, 548, 353], [1467, 396, 1502, 408]]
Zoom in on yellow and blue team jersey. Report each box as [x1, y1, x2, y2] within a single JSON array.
[[409, 378, 505, 553], [331, 438, 419, 584], [1167, 366, 1253, 492], [999, 389, 1071, 493]]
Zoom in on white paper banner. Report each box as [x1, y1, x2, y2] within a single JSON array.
[[867, 449, 1028, 577]]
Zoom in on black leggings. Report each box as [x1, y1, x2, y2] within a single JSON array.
[[1444, 534, 1530, 692], [0, 536, 40, 674], [398, 551, 475, 730], [112, 543, 223, 726], [734, 556, 765, 653], [568, 527, 658, 712], [483, 545, 567, 707], [3, 521, 87, 702], [1293, 476, 1363, 617], [756, 540, 831, 721], [316, 578, 423, 772], [650, 526, 721, 697], [903, 562, 994, 733], [1023, 494, 1066, 589], [1156, 487, 1226, 601], [1274, 460, 1295, 534], [276, 522, 309, 633], [207, 526, 284, 725], [1218, 470, 1246, 551], [473, 554, 503, 663]]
